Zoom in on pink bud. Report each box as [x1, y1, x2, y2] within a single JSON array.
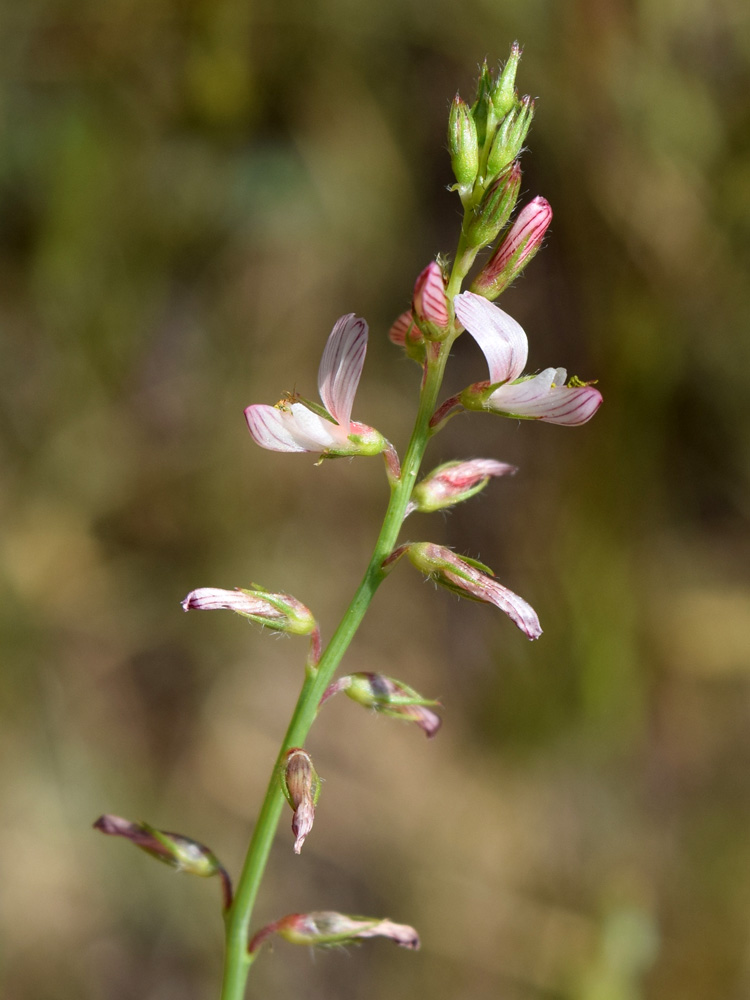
[[412, 262, 450, 337], [283, 748, 321, 854], [407, 458, 517, 514], [472, 196, 552, 299]]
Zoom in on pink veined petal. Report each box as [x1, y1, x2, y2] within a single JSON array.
[[454, 291, 528, 383], [489, 370, 602, 425], [245, 404, 346, 453], [318, 314, 368, 428], [445, 569, 542, 639]]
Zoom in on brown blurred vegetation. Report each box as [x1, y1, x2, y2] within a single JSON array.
[[1, 0, 750, 998]]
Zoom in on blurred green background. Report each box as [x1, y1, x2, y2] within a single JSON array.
[[2, 0, 750, 997]]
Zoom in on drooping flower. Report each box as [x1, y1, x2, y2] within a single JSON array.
[[249, 911, 420, 954], [282, 748, 321, 854], [386, 541, 542, 640], [454, 291, 602, 425], [245, 314, 386, 457], [321, 672, 442, 738], [93, 814, 232, 908]]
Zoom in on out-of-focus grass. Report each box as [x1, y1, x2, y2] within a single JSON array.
[[1, 1, 750, 998]]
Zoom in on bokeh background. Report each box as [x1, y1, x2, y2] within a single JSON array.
[[2, 0, 750, 997]]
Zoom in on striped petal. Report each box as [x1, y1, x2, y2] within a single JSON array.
[[244, 403, 347, 453], [454, 291, 528, 383], [318, 314, 368, 427], [489, 369, 602, 425]]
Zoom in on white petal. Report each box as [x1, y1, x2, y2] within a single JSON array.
[[489, 371, 602, 425], [454, 291, 528, 383], [245, 404, 345, 452], [318, 314, 368, 427]]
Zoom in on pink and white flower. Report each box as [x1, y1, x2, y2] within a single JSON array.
[[244, 314, 385, 456], [454, 291, 602, 426]]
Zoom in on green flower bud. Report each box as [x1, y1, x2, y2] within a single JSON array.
[[491, 42, 522, 119], [448, 95, 479, 193], [464, 161, 521, 249], [486, 96, 535, 179], [470, 59, 495, 148]]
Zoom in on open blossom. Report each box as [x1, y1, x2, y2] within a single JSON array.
[[454, 291, 602, 425], [245, 314, 386, 457]]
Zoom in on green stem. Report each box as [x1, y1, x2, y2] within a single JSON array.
[[219, 346, 452, 1000]]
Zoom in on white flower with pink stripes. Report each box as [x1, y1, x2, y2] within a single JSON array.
[[244, 314, 386, 457], [454, 291, 602, 426]]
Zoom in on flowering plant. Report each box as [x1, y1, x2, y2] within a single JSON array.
[[95, 44, 601, 999]]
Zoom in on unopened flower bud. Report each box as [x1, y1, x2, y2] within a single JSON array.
[[471, 196, 553, 299], [412, 262, 450, 339], [491, 42, 522, 119], [470, 59, 495, 148], [322, 672, 442, 738], [464, 161, 521, 249], [486, 96, 534, 179], [249, 911, 420, 953], [282, 748, 321, 854], [389, 310, 426, 364], [402, 541, 542, 640], [93, 814, 232, 907], [408, 458, 517, 514], [448, 95, 479, 194], [181, 585, 316, 637]]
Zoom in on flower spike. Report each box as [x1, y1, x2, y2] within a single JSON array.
[[454, 292, 602, 425], [245, 314, 387, 457]]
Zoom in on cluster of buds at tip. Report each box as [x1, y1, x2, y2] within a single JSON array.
[[384, 541, 542, 640], [249, 911, 420, 954], [282, 748, 321, 854], [321, 672, 442, 738], [93, 814, 232, 909], [471, 197, 552, 300], [407, 458, 517, 515]]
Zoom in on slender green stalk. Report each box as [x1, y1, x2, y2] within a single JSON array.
[[219, 344, 453, 1000]]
